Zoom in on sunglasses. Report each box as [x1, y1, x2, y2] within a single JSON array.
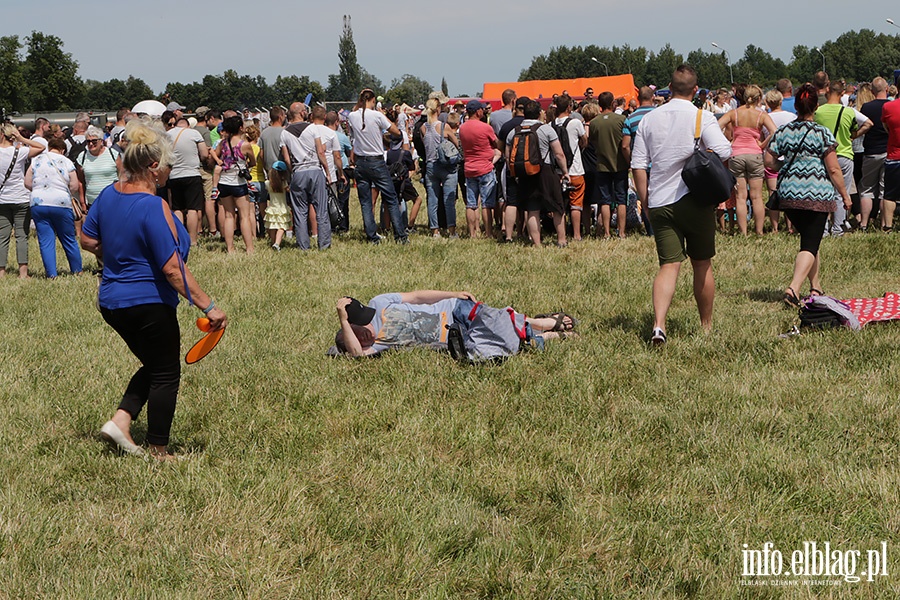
[[86, 139, 103, 145]]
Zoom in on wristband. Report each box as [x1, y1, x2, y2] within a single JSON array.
[[202, 299, 215, 315]]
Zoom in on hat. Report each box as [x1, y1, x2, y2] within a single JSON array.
[[167, 101, 186, 111], [272, 160, 287, 172], [466, 99, 487, 113], [344, 297, 375, 326], [514, 96, 531, 110], [194, 106, 211, 118], [428, 91, 449, 104]]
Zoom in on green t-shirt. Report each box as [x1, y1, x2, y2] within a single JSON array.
[[814, 104, 857, 159], [589, 112, 628, 173]]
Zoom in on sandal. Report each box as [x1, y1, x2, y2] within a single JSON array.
[[783, 287, 801, 308], [809, 287, 823, 297], [535, 312, 578, 332]]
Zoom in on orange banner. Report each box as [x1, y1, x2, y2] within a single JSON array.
[[483, 75, 637, 104]]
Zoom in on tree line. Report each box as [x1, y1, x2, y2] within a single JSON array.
[[4, 27, 899, 115], [0, 23, 437, 115], [520, 30, 900, 90]]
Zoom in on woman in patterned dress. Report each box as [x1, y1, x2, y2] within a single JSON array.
[[765, 83, 852, 307]]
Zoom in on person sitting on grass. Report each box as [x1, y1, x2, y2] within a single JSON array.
[[332, 291, 577, 358]]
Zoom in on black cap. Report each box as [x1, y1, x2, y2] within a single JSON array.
[[515, 96, 531, 110], [345, 297, 375, 326]]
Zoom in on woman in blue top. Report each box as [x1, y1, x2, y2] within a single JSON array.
[[81, 119, 227, 461]]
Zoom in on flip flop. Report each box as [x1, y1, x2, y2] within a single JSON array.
[[535, 312, 578, 332]]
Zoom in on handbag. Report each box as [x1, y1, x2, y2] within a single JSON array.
[[765, 123, 815, 211], [71, 197, 85, 221], [326, 183, 344, 228], [681, 110, 736, 205]]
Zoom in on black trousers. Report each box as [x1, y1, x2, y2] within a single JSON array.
[[101, 303, 181, 446], [784, 209, 828, 256]]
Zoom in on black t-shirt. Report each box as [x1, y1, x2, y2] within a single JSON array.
[[497, 116, 525, 151], [861, 99, 890, 155]]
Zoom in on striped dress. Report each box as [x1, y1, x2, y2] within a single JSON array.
[[768, 121, 837, 212]]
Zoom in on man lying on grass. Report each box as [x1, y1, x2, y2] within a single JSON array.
[[332, 291, 577, 358]]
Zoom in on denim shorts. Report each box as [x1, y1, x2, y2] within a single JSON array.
[[465, 171, 497, 209], [218, 183, 249, 198]]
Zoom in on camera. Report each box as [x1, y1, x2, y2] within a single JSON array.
[[238, 166, 252, 181], [561, 180, 575, 193]]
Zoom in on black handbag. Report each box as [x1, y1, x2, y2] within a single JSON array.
[[765, 123, 815, 211], [326, 183, 344, 228], [681, 110, 736, 205]]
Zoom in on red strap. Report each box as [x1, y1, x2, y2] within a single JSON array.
[[508, 308, 527, 339], [468, 302, 482, 321]]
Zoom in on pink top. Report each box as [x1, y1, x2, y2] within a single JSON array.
[[731, 111, 763, 155], [458, 118, 497, 178]]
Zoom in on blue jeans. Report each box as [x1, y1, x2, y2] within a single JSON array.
[[465, 171, 498, 209], [425, 162, 458, 230], [355, 156, 408, 243], [31, 204, 82, 277]]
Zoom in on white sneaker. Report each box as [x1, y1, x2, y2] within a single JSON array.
[[650, 327, 667, 346]]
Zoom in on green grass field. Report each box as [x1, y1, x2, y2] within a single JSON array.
[[1, 192, 900, 598]]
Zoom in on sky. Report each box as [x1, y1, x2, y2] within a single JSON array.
[[4, 0, 900, 102]]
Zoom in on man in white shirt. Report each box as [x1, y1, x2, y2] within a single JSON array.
[[554, 94, 587, 240], [281, 104, 332, 250], [631, 64, 732, 345]]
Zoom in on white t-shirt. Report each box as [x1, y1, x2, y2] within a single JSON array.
[[167, 126, 205, 179], [29, 152, 75, 209], [30, 135, 49, 152], [280, 124, 322, 172], [348, 109, 392, 157], [315, 124, 339, 180], [0, 145, 32, 204], [763, 111, 797, 138], [554, 116, 586, 176]]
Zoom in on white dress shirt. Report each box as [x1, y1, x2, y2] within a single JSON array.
[[631, 98, 732, 208]]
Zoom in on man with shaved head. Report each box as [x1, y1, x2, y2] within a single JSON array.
[[859, 77, 891, 230]]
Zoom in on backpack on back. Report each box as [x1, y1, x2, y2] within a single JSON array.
[[552, 117, 575, 169], [509, 123, 543, 178], [411, 114, 428, 159], [435, 122, 460, 168], [67, 138, 87, 163]]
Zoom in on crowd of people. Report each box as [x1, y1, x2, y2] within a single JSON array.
[[2, 65, 898, 457]]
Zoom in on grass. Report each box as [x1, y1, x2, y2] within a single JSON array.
[[1, 189, 900, 598]]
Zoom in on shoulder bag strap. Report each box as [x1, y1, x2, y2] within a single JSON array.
[[693, 109, 703, 149], [834, 106, 845, 133], [779, 123, 815, 179], [0, 147, 20, 194]]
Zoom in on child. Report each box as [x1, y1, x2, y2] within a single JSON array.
[[265, 161, 291, 250]]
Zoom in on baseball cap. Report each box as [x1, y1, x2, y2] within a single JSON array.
[[167, 101, 186, 111], [344, 297, 375, 326], [466, 99, 487, 113], [515, 96, 531, 110], [272, 160, 287, 172], [194, 106, 211, 118]]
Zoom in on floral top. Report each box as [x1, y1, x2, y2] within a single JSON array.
[[29, 153, 75, 209], [768, 121, 837, 212]]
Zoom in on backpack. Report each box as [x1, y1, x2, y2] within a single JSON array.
[[552, 117, 575, 169], [446, 303, 528, 363], [435, 122, 460, 168], [67, 137, 87, 162], [283, 122, 312, 166], [388, 160, 408, 182], [509, 123, 543, 178], [411, 114, 428, 158]]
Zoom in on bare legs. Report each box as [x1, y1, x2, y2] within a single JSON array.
[[787, 250, 821, 297], [652, 258, 714, 335]]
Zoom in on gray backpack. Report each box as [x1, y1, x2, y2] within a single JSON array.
[[447, 303, 527, 363]]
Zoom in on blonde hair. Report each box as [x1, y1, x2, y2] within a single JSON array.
[[446, 112, 460, 128], [580, 102, 600, 122], [743, 85, 762, 106], [425, 98, 441, 123], [121, 117, 174, 182], [244, 124, 260, 142], [855, 84, 875, 106], [764, 90, 783, 110], [0, 123, 17, 141]]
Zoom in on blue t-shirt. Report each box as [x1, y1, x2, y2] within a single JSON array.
[[781, 96, 796, 115], [83, 185, 191, 310]]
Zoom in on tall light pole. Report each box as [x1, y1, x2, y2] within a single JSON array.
[[888, 18, 900, 30], [591, 57, 609, 77], [813, 47, 826, 73], [711, 42, 733, 84]]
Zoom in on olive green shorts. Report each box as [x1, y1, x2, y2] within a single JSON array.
[[649, 193, 716, 265]]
